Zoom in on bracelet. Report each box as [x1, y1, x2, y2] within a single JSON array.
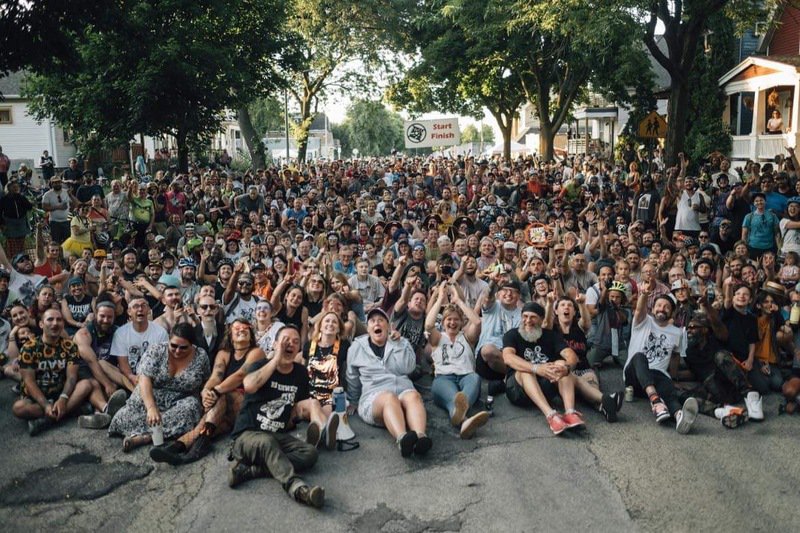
[[212, 387, 222, 397], [531, 363, 539, 375], [59, 393, 69, 401]]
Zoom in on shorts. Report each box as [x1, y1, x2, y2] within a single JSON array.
[[77, 365, 93, 381], [475, 344, 506, 381], [505, 370, 558, 408], [357, 388, 417, 426]]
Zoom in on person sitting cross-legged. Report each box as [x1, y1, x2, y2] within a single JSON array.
[[502, 301, 585, 436]]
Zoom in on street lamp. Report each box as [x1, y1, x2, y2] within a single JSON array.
[[352, 148, 359, 160]]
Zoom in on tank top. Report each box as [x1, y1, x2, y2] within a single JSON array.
[[225, 349, 249, 379], [431, 331, 475, 376], [87, 321, 117, 363], [277, 305, 304, 329], [66, 294, 92, 325]]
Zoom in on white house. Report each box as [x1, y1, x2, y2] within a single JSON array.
[[0, 71, 77, 172]]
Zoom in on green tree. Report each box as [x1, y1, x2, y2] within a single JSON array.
[[24, 0, 290, 172], [341, 100, 404, 157], [386, 1, 527, 160], [331, 123, 352, 158], [248, 97, 286, 137], [639, 0, 766, 165], [461, 123, 495, 145], [278, 0, 398, 162], [683, 12, 737, 164]]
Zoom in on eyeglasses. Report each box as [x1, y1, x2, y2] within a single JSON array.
[[256, 306, 271, 312], [170, 342, 191, 351], [199, 304, 218, 310], [699, 234, 709, 239], [238, 281, 253, 286]]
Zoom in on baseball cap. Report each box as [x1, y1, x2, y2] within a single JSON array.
[[12, 252, 30, 264], [93, 249, 107, 258], [158, 274, 180, 288], [67, 277, 84, 287], [521, 301, 545, 317], [500, 280, 521, 293], [366, 307, 390, 322]]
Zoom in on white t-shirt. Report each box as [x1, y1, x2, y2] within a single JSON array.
[[10, 270, 46, 308], [110, 321, 169, 372], [41, 190, 70, 223], [674, 190, 702, 232], [780, 218, 800, 255], [625, 315, 686, 376], [225, 294, 259, 324]]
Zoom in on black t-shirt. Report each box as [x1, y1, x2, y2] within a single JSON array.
[[686, 335, 725, 381], [231, 360, 309, 438], [502, 328, 568, 377], [557, 322, 588, 370], [720, 307, 758, 361]]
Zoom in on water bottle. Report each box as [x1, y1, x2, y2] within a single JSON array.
[[333, 387, 346, 413], [151, 423, 164, 446], [624, 386, 635, 403], [790, 302, 800, 326]]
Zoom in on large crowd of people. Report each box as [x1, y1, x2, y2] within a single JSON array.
[[2, 146, 799, 508]]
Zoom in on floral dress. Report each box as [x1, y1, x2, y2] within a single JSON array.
[[109, 342, 210, 439]]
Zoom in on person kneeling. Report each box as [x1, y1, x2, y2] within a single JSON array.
[[346, 308, 431, 457], [228, 326, 324, 509], [502, 302, 584, 436]]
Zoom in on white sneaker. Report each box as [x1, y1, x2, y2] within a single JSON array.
[[714, 405, 735, 420], [676, 397, 698, 434], [745, 391, 764, 421]]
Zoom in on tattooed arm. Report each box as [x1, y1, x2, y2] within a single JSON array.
[[243, 352, 280, 393]]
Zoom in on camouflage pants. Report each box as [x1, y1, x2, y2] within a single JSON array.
[[680, 350, 750, 414]]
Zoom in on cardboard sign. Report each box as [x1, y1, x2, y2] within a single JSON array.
[[404, 118, 461, 149]]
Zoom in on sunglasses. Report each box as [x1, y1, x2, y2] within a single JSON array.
[[170, 342, 191, 351], [238, 281, 253, 286], [199, 304, 217, 310]]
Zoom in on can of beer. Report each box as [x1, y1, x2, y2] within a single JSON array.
[[151, 423, 164, 446], [624, 386, 635, 403], [333, 387, 346, 413]]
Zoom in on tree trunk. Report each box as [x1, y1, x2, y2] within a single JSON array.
[[539, 122, 555, 161], [176, 129, 189, 173], [664, 79, 691, 168], [237, 106, 265, 170], [296, 95, 313, 163]]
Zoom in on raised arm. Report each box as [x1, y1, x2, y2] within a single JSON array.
[[424, 283, 446, 347]]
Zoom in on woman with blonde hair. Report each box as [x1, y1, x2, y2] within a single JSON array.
[[302, 311, 351, 420]]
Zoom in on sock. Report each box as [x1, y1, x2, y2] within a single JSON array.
[[649, 393, 661, 405], [565, 408, 576, 414], [546, 409, 557, 418]]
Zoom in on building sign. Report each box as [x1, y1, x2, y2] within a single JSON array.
[[403, 118, 461, 149]]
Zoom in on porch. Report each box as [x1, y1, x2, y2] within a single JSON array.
[[720, 56, 800, 162]]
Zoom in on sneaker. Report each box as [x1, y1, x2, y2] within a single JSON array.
[[294, 484, 325, 508], [322, 413, 339, 451], [721, 406, 748, 429], [611, 391, 624, 413], [28, 417, 54, 437], [600, 393, 618, 423], [459, 411, 490, 439], [397, 431, 418, 457], [305, 421, 321, 447], [485, 396, 495, 416], [182, 434, 212, 464], [413, 434, 432, 456], [745, 391, 764, 421], [78, 412, 112, 429], [228, 460, 262, 488], [451, 392, 468, 426], [675, 397, 698, 434], [651, 399, 671, 424], [80, 402, 94, 416], [105, 389, 128, 418], [714, 405, 736, 419], [546, 412, 567, 436], [562, 410, 586, 429]]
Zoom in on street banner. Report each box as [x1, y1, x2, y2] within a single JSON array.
[[403, 118, 460, 149]]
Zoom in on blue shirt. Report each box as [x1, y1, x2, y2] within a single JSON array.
[[743, 210, 779, 249]]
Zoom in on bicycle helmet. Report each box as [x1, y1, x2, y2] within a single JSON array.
[[178, 257, 196, 269]]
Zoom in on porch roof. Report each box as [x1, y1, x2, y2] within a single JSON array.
[[719, 56, 800, 87]]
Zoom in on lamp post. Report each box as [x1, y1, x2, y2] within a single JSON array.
[[284, 88, 290, 161]]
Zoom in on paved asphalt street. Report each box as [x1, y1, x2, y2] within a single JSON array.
[[1, 369, 797, 533]]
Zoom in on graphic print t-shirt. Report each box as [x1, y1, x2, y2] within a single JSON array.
[[232, 361, 309, 437], [625, 315, 686, 376], [18, 338, 79, 400], [502, 328, 568, 377], [110, 322, 169, 372]]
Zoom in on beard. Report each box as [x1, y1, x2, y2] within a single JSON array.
[[654, 311, 670, 322], [519, 325, 543, 343], [687, 333, 703, 348]]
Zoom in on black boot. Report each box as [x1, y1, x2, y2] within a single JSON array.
[[150, 440, 187, 466], [182, 434, 213, 464]]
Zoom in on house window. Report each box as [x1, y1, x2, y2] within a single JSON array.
[[63, 129, 72, 143], [0, 108, 11, 124], [765, 86, 793, 134], [729, 92, 754, 136]]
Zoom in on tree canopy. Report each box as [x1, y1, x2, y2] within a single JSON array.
[[338, 99, 404, 157]]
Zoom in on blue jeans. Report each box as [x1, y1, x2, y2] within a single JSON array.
[[431, 373, 481, 418]]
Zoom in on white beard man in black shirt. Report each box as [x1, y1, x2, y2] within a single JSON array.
[[502, 301, 584, 435]]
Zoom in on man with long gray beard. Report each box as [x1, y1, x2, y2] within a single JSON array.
[[502, 301, 584, 435]]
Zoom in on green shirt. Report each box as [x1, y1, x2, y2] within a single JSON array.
[[130, 197, 154, 223]]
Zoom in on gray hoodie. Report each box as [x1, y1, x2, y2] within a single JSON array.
[[346, 334, 415, 405]]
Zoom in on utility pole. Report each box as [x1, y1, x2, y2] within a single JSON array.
[[284, 89, 290, 162]]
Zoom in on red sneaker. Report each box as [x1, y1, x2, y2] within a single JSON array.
[[562, 410, 586, 429], [546, 412, 567, 435]]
